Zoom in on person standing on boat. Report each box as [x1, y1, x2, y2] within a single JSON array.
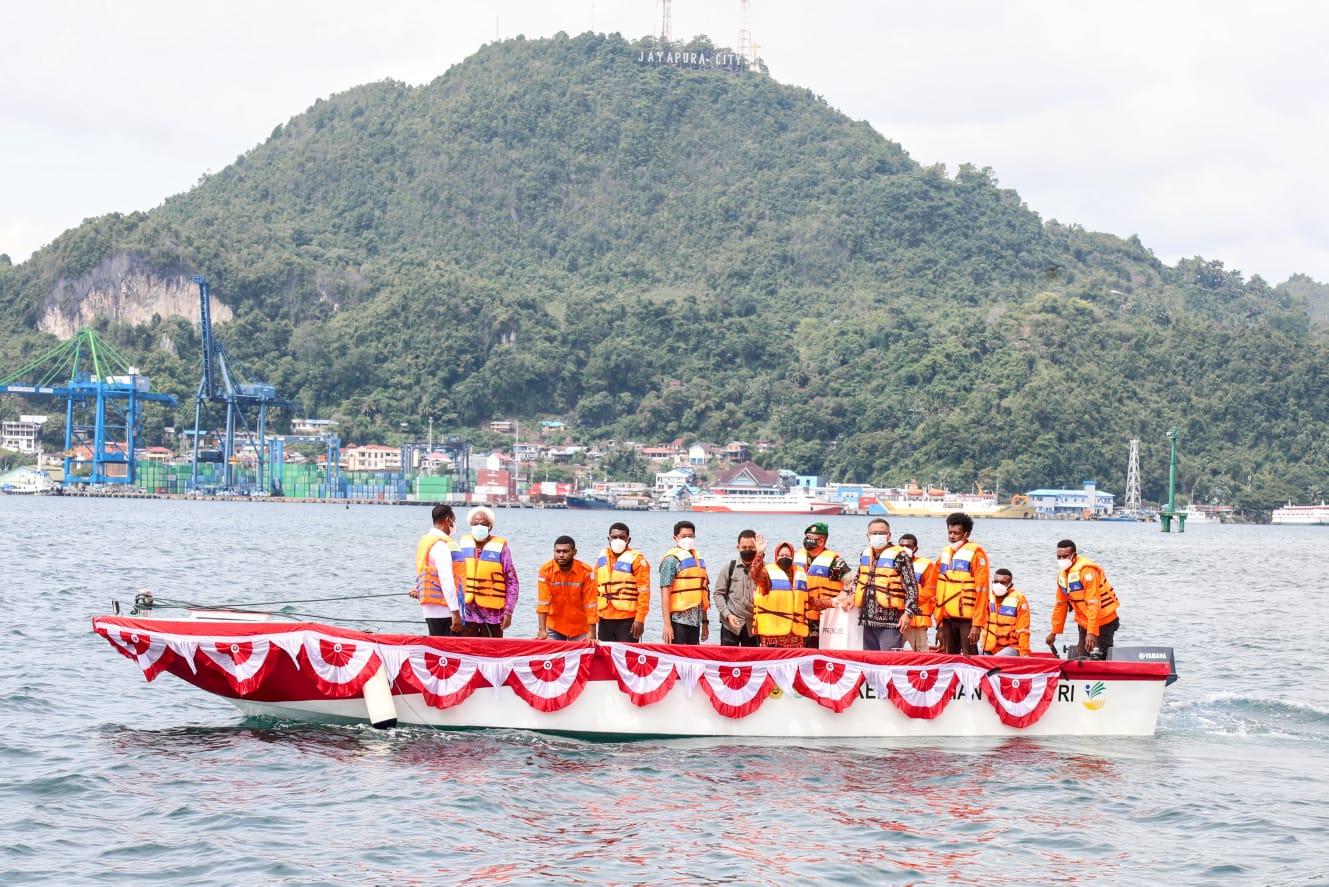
[[410, 504, 464, 636], [536, 535, 598, 642], [898, 533, 938, 652], [595, 521, 651, 642], [839, 519, 918, 652], [928, 512, 990, 655], [978, 568, 1030, 656], [755, 540, 808, 648], [659, 520, 710, 645], [1046, 539, 1121, 658], [459, 506, 520, 638], [796, 521, 852, 649], [713, 529, 764, 647]]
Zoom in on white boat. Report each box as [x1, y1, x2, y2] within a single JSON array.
[[1271, 502, 1329, 525], [1181, 504, 1227, 524], [689, 490, 843, 515], [92, 614, 1176, 737], [0, 466, 56, 494], [867, 489, 1037, 519]]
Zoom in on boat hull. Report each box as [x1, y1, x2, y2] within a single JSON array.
[[93, 617, 1171, 738], [690, 502, 843, 515]]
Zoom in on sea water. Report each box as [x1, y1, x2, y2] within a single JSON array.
[[2, 496, 1326, 884]]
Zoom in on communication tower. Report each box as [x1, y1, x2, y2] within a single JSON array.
[[1125, 438, 1142, 512], [737, 0, 753, 64], [658, 0, 672, 43]]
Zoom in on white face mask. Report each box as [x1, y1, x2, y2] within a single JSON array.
[[868, 533, 889, 550], [677, 537, 695, 551], [992, 581, 1010, 593], [609, 538, 628, 555], [470, 524, 490, 542], [1057, 557, 1073, 571]]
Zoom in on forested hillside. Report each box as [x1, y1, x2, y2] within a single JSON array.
[[1, 31, 1325, 512]]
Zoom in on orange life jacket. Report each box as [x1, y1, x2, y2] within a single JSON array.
[[414, 530, 463, 609], [597, 548, 648, 619], [853, 544, 910, 612], [796, 547, 843, 629], [908, 555, 936, 628], [661, 547, 709, 613], [755, 562, 809, 638], [1056, 556, 1120, 632], [460, 534, 509, 610], [981, 587, 1030, 655], [936, 541, 984, 620]]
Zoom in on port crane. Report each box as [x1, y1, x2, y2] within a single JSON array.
[[190, 275, 296, 493], [0, 328, 177, 486]]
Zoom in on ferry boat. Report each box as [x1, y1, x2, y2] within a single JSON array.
[[689, 490, 843, 515], [91, 613, 1177, 738], [690, 460, 843, 515], [1271, 502, 1329, 525], [866, 486, 1036, 519]]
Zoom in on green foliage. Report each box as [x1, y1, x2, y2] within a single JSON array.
[[0, 32, 1326, 517]]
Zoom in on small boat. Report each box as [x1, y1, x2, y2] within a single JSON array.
[[565, 493, 615, 509], [92, 614, 1176, 737]]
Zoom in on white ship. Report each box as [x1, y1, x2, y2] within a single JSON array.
[[1271, 502, 1329, 525]]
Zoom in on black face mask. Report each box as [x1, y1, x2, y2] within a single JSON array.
[[776, 557, 794, 571], [803, 537, 819, 551], [738, 549, 756, 564]]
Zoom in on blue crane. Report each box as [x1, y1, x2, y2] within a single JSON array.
[[0, 328, 177, 486], [190, 275, 296, 494]]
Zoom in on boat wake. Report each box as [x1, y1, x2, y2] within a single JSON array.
[[1161, 693, 1329, 741]]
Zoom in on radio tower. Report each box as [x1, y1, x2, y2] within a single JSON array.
[[1125, 438, 1142, 512], [737, 0, 753, 64], [658, 0, 672, 44]]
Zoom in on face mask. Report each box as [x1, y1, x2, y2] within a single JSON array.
[[677, 537, 695, 551], [803, 537, 819, 552], [738, 549, 756, 564], [609, 538, 628, 555], [868, 533, 889, 549], [776, 557, 794, 571], [993, 581, 1010, 593], [470, 525, 490, 542], [1057, 557, 1073, 571]]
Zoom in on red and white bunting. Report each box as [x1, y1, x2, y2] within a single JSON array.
[[879, 663, 963, 720], [608, 647, 678, 707], [505, 650, 594, 712], [299, 634, 381, 696], [793, 656, 865, 713], [197, 638, 279, 695], [103, 627, 175, 681], [698, 662, 774, 719], [391, 646, 484, 709], [982, 670, 1060, 728]]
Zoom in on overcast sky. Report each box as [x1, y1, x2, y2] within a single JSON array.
[[3, 1, 1326, 284]]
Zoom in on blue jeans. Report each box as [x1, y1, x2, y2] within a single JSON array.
[[547, 629, 587, 641]]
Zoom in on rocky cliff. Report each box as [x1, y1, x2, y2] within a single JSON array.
[[38, 253, 231, 340]]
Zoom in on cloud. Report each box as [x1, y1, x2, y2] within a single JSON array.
[[1, 0, 1326, 283]]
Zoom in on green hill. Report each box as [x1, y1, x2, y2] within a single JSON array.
[[0, 32, 1325, 512]]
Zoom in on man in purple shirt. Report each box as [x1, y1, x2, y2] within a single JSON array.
[[458, 506, 520, 638]]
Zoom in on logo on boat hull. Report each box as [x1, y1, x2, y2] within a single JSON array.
[[1082, 681, 1106, 710]]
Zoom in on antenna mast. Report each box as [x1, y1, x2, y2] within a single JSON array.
[[737, 0, 753, 64], [659, 0, 672, 43], [1125, 438, 1142, 512]]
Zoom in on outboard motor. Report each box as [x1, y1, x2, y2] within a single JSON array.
[[1109, 645, 1179, 685], [131, 590, 155, 616]]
